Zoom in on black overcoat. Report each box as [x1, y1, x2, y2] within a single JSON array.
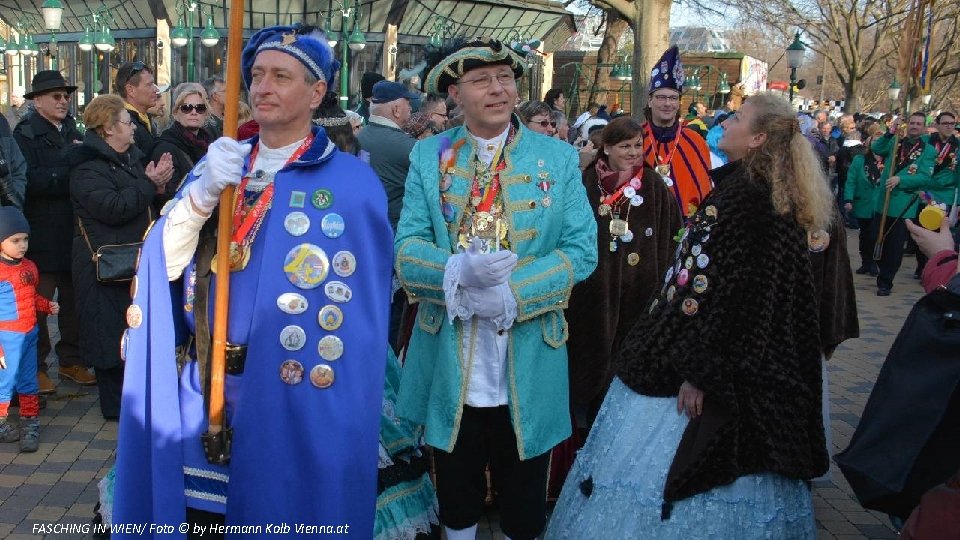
[[69, 130, 155, 369], [13, 112, 82, 272]]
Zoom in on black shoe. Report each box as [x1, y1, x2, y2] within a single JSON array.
[[913, 271, 922, 279], [855, 265, 871, 274], [869, 269, 879, 276], [877, 288, 892, 296]]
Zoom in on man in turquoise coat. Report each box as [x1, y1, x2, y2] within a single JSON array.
[[871, 111, 938, 296], [394, 38, 597, 540]]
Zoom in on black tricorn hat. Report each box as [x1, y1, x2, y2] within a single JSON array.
[[25, 70, 77, 99], [424, 37, 526, 96]]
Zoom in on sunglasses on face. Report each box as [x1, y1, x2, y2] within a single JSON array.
[[179, 103, 208, 114], [533, 120, 557, 128]]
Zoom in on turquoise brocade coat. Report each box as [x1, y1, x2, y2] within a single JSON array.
[[394, 122, 598, 460]]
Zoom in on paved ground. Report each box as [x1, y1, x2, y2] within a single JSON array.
[[0, 228, 929, 539]]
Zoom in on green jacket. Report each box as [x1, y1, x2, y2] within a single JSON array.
[[925, 133, 960, 204], [844, 153, 882, 219], [394, 119, 598, 459], [871, 133, 937, 218]]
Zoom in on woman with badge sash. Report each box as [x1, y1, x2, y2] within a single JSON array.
[[546, 93, 834, 539], [565, 117, 682, 428], [550, 117, 681, 500]]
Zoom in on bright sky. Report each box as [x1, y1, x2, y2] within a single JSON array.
[[566, 1, 734, 30]]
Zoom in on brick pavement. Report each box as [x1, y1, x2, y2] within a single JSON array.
[[0, 229, 930, 539]]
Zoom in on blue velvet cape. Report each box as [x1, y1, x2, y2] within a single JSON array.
[[113, 126, 393, 538]]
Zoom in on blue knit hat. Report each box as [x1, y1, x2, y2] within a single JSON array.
[[241, 24, 340, 90], [0, 206, 30, 243], [649, 46, 685, 95]]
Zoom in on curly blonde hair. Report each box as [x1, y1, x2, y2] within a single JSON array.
[[742, 93, 834, 232]]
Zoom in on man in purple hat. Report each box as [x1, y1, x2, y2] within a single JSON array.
[[642, 46, 712, 221]]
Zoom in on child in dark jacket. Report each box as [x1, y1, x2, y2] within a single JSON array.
[[0, 206, 58, 452]]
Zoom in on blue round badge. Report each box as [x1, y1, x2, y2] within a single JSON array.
[[321, 213, 345, 239], [442, 202, 456, 222], [283, 243, 329, 289]]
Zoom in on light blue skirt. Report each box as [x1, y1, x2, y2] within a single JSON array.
[[546, 378, 816, 539]]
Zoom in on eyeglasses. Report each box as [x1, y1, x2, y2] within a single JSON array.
[[457, 73, 516, 90], [432, 111, 448, 119], [118, 119, 134, 127], [532, 120, 557, 128], [938, 121, 956, 126], [179, 103, 208, 114], [43, 92, 71, 102], [652, 94, 680, 103]]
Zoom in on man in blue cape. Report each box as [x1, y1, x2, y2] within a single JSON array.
[[112, 24, 392, 537]]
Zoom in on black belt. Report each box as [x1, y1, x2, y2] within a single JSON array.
[[188, 342, 247, 375], [224, 344, 247, 375]]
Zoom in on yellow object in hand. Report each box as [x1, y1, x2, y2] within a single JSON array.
[[919, 205, 947, 231]]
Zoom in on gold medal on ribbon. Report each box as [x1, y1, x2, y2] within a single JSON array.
[[656, 164, 671, 176], [230, 241, 251, 271], [609, 219, 629, 237], [211, 242, 251, 274]]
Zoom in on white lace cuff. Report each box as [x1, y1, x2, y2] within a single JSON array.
[[443, 253, 474, 323], [494, 282, 517, 331]]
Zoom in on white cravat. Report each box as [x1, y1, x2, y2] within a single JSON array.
[[441, 124, 516, 408]]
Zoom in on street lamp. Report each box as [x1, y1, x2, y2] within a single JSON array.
[[79, 5, 113, 96], [3, 19, 42, 90], [326, 0, 367, 108], [887, 79, 901, 112], [41, 0, 65, 31], [171, 0, 220, 82], [717, 72, 730, 95], [921, 93, 932, 111], [787, 30, 805, 104]]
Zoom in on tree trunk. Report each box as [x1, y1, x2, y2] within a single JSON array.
[[842, 80, 859, 114], [588, 10, 630, 110], [631, 0, 672, 117]]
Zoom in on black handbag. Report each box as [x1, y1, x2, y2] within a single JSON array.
[[835, 273, 960, 519], [78, 214, 148, 283]]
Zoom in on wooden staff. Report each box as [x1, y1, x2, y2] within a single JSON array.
[[873, 129, 902, 261], [203, 0, 245, 464]]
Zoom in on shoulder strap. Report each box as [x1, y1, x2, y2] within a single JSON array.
[[77, 218, 97, 260]]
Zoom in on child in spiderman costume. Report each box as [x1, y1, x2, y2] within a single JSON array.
[[0, 206, 58, 452]]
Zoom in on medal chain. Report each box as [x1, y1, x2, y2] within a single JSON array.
[[231, 134, 314, 251], [647, 123, 683, 173]]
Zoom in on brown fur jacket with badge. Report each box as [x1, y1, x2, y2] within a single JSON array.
[[614, 160, 828, 504], [565, 162, 682, 410]]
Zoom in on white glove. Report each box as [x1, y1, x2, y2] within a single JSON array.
[[188, 138, 252, 213], [459, 248, 518, 288], [464, 286, 506, 319]]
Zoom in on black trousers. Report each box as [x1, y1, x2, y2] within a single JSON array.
[[874, 214, 909, 291], [95, 366, 123, 419], [36, 272, 83, 371], [433, 406, 550, 540], [856, 217, 879, 270], [389, 289, 407, 355]]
